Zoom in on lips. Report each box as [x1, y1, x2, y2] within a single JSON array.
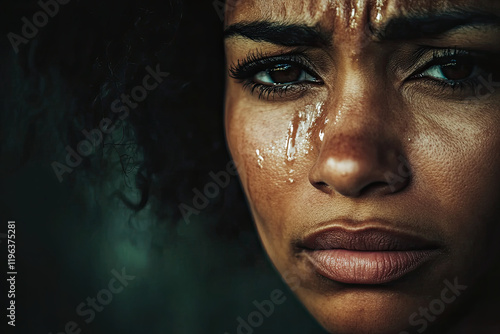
[[298, 225, 441, 285]]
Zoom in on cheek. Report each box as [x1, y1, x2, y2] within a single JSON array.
[[225, 97, 327, 240], [408, 102, 500, 271], [411, 106, 500, 217]]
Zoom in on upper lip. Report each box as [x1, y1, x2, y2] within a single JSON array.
[[297, 221, 441, 252]]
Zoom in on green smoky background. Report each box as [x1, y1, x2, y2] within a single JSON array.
[[0, 0, 324, 333]]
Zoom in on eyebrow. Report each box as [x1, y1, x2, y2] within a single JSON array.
[[224, 10, 500, 47], [223, 21, 332, 47], [378, 11, 500, 40]]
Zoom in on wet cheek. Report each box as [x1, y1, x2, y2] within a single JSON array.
[[229, 101, 328, 236]]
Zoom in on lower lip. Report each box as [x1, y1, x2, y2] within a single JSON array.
[[305, 249, 439, 284]]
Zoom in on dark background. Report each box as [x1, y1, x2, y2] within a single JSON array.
[[0, 0, 325, 333]]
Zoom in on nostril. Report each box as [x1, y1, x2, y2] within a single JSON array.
[[358, 181, 391, 196], [315, 181, 329, 189]]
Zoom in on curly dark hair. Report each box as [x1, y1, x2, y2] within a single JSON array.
[[1, 0, 256, 247]]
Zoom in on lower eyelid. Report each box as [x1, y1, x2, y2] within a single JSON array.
[[243, 80, 317, 100]]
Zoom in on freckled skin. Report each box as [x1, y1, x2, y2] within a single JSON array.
[[225, 1, 500, 333]]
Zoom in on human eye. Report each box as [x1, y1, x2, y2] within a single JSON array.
[[228, 50, 323, 100], [408, 47, 500, 98]]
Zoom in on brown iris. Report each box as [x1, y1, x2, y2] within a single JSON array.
[[266, 64, 302, 84], [441, 58, 475, 81]]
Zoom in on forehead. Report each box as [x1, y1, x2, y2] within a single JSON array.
[[225, 0, 500, 29]]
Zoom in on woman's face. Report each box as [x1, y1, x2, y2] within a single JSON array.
[[224, 0, 500, 333]]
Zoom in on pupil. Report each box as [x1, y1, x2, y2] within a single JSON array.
[[269, 64, 301, 84], [441, 58, 474, 81]]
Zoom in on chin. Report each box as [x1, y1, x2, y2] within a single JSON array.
[[298, 290, 455, 334]]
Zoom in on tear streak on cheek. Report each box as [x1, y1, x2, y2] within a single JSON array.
[[252, 102, 327, 184]]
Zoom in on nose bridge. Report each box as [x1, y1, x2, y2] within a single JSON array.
[[309, 72, 407, 197], [323, 70, 394, 148]]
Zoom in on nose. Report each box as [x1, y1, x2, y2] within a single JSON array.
[[308, 93, 410, 198]]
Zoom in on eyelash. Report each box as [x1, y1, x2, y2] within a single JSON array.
[[229, 50, 322, 100], [408, 47, 490, 93], [229, 47, 498, 100]]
